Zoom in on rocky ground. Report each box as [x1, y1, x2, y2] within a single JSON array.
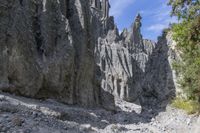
[[0, 92, 199, 133]]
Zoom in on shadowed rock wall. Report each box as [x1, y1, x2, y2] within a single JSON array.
[[0, 0, 176, 110]]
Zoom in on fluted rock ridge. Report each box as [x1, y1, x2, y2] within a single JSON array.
[[0, 0, 177, 109]]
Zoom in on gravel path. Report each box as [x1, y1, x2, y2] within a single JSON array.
[[0, 93, 199, 133]]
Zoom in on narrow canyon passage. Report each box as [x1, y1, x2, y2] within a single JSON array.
[[0, 0, 199, 132]]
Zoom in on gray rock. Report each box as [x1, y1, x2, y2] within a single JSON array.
[[141, 32, 176, 107], [0, 0, 115, 110], [97, 13, 156, 103], [0, 0, 74, 101], [0, 0, 178, 111]]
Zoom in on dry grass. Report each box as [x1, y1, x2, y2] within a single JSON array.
[[172, 98, 200, 114]]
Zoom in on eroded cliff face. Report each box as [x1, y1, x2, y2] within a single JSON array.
[[141, 33, 176, 107], [97, 14, 156, 103], [0, 0, 177, 109], [0, 0, 74, 99], [0, 0, 115, 109]]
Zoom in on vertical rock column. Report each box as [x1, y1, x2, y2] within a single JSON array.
[[0, 0, 9, 88], [67, 0, 102, 107]]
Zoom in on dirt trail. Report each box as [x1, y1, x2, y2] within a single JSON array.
[[0, 93, 199, 133]]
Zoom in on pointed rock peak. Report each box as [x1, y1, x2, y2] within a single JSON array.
[[122, 28, 128, 33], [120, 28, 128, 39], [132, 13, 142, 30], [135, 13, 142, 22], [128, 13, 143, 48]]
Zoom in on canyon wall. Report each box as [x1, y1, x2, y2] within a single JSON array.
[[0, 0, 177, 109]]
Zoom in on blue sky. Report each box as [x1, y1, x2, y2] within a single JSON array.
[[109, 0, 178, 41]]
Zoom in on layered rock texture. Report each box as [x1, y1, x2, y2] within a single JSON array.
[[97, 14, 156, 103], [0, 0, 177, 109]]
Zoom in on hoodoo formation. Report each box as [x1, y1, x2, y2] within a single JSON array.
[[0, 0, 199, 133], [0, 0, 177, 110]]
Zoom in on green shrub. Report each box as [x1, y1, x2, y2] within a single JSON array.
[[168, 0, 200, 114], [172, 98, 200, 114], [171, 16, 200, 101]]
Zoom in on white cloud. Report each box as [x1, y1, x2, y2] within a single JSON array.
[[143, 2, 178, 33], [164, 17, 178, 24], [142, 3, 172, 22], [147, 24, 167, 31], [109, 0, 135, 18], [147, 17, 177, 32]]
